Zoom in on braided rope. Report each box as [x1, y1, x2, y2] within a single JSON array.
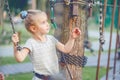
[[4, 0, 21, 51], [99, 0, 105, 45], [4, 0, 15, 33]]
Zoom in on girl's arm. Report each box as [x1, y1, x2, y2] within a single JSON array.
[[56, 27, 81, 53], [12, 33, 29, 62], [56, 38, 75, 53]]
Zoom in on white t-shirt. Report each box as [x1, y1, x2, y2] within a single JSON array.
[[24, 35, 59, 76]]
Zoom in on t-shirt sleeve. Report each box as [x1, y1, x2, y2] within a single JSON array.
[[23, 39, 33, 53], [50, 35, 59, 45]]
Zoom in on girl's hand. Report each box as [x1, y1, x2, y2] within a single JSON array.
[[11, 33, 19, 45], [0, 73, 4, 80], [71, 27, 81, 39]]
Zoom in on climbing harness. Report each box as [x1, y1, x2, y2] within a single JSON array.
[[4, 0, 21, 50]]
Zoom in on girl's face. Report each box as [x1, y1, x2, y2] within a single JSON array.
[[35, 13, 50, 35]]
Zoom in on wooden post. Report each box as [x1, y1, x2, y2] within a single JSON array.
[[37, 0, 47, 11], [54, 0, 86, 80], [31, 0, 36, 9]]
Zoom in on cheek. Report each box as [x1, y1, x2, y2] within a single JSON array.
[[38, 26, 47, 33]]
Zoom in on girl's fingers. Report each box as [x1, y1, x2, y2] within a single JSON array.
[[74, 28, 80, 35], [12, 33, 19, 42], [70, 28, 81, 39], [73, 28, 81, 35]]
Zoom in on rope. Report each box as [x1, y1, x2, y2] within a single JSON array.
[[113, 1, 120, 79], [4, 0, 21, 51], [96, 0, 107, 80], [99, 0, 105, 48], [4, 0, 15, 33], [106, 0, 117, 80], [113, 21, 119, 80], [60, 53, 73, 80]]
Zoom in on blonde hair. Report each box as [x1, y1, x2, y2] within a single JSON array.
[[20, 10, 46, 33]]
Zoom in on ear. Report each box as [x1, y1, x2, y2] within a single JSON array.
[[29, 25, 38, 33]]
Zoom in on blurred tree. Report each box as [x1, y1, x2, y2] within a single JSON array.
[[31, 0, 36, 9], [7, 0, 28, 15], [106, 0, 119, 28], [93, 0, 119, 28], [0, 0, 4, 32], [105, 0, 118, 28], [114, 0, 119, 28], [37, 0, 47, 12]]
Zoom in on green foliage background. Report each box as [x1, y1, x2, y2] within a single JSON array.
[[7, 0, 28, 15], [93, 0, 119, 28]]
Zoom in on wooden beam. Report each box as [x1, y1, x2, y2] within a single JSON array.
[[31, 0, 36, 9]]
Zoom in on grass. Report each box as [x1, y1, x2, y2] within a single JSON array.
[[0, 56, 30, 65], [5, 72, 33, 80], [83, 67, 106, 80]]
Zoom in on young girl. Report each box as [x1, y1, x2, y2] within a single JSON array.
[[12, 10, 81, 80]]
